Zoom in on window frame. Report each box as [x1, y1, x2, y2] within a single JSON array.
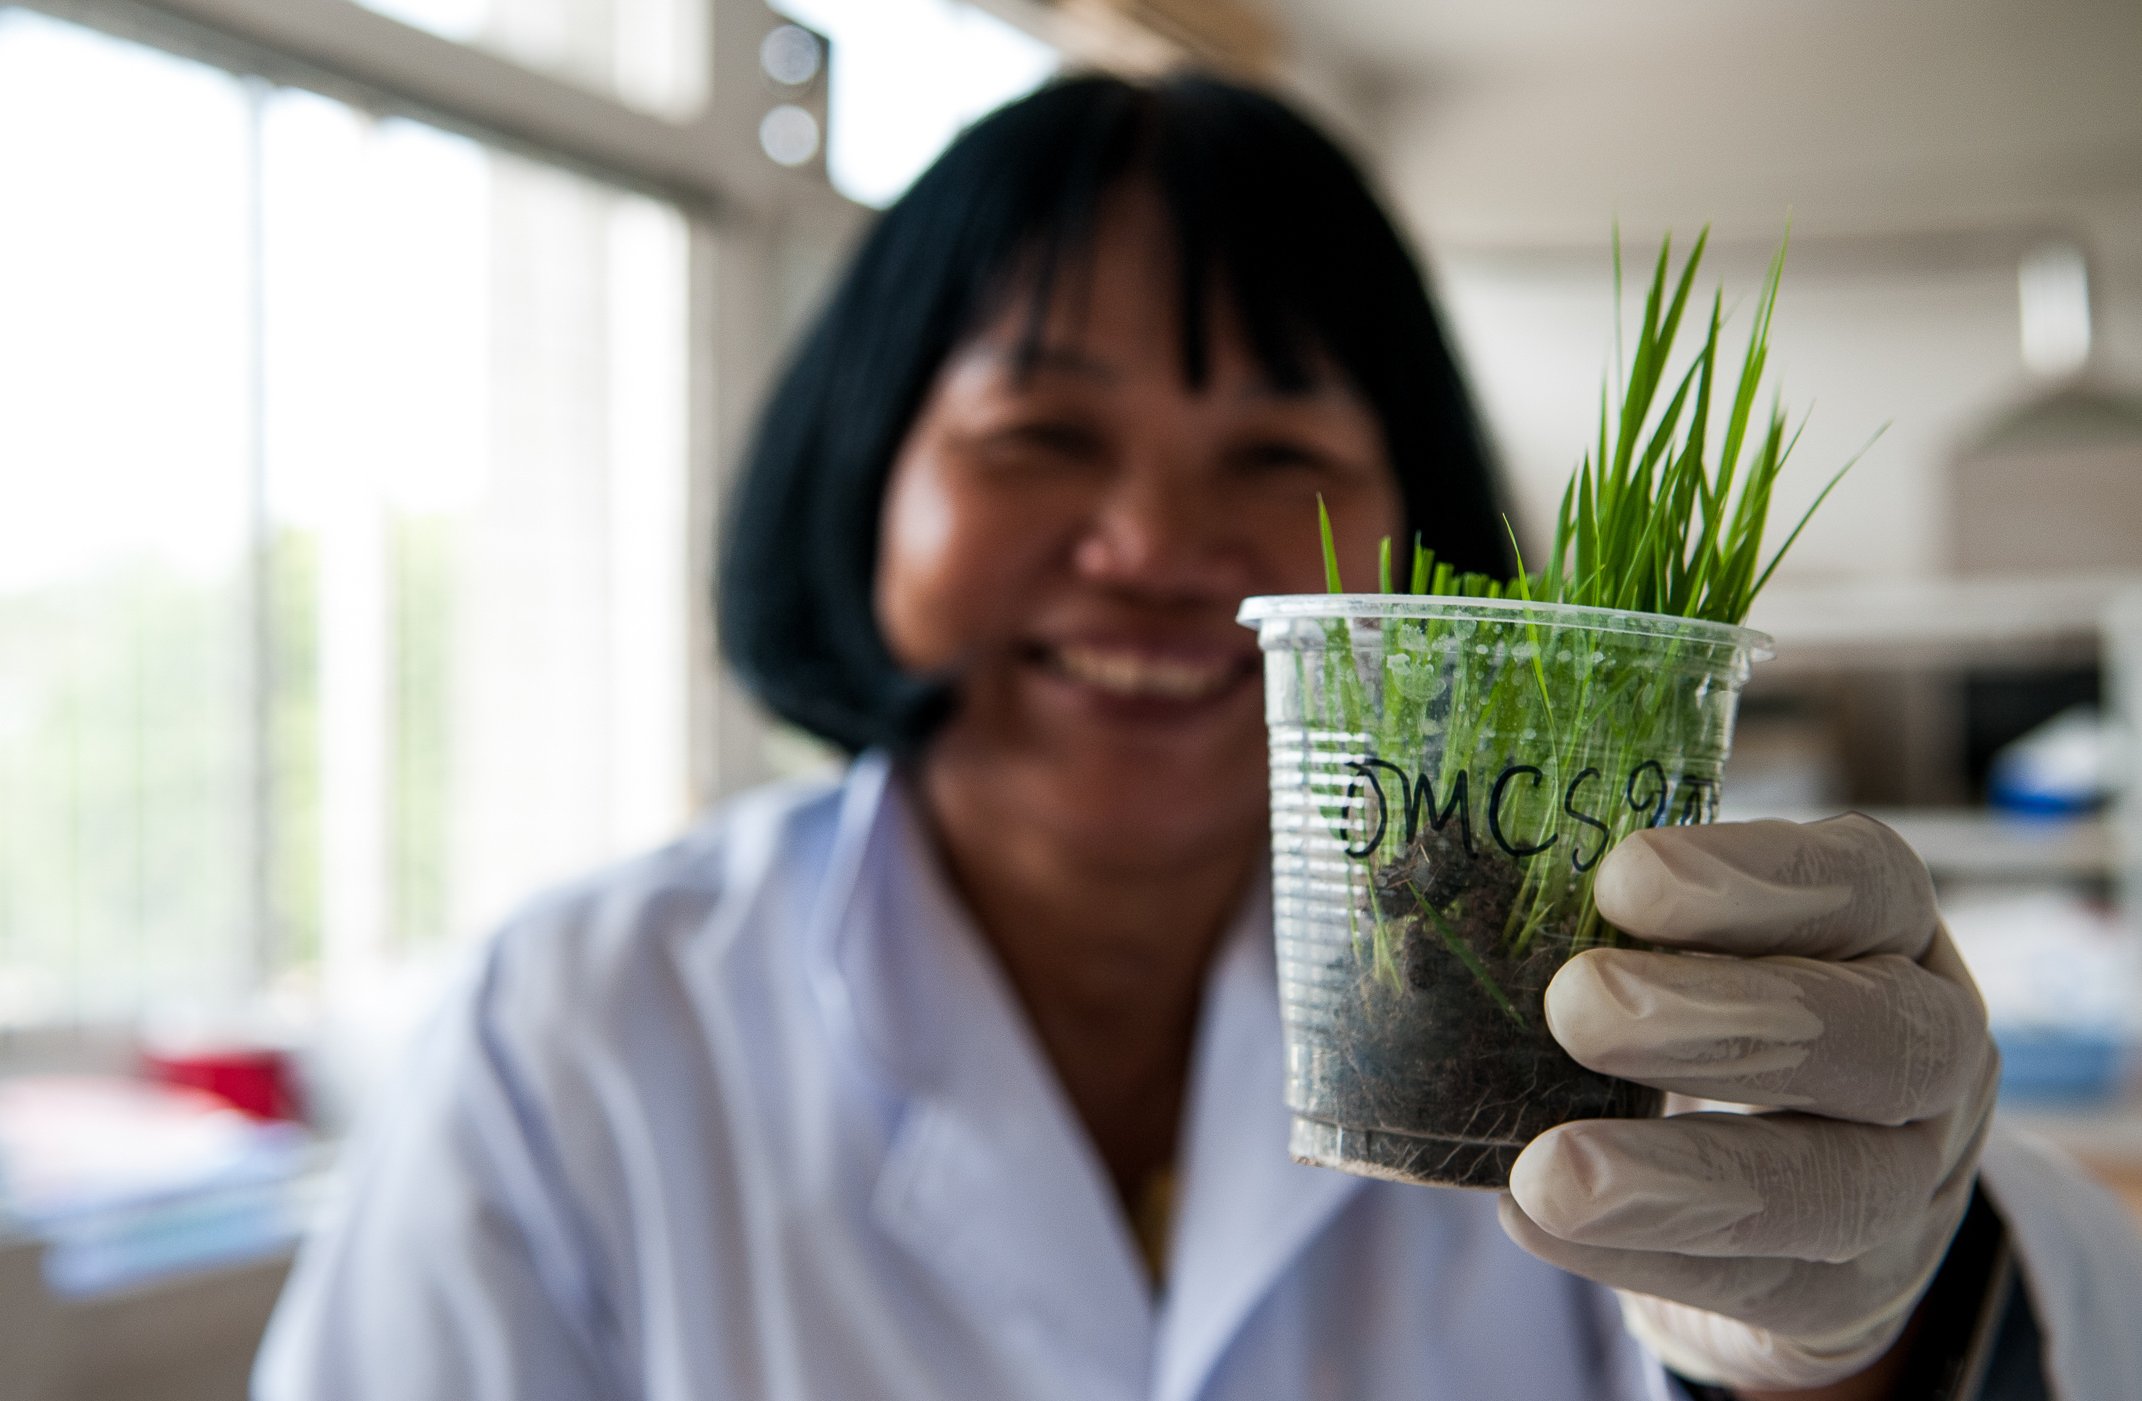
[[18, 0, 763, 218]]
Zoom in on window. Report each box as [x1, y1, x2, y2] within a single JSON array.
[[771, 0, 1055, 207], [0, 10, 692, 1030]]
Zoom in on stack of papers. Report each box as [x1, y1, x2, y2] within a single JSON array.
[[0, 1076, 315, 1295]]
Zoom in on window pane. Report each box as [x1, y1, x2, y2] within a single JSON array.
[[0, 13, 694, 1037], [0, 13, 258, 1023], [358, 0, 709, 120], [260, 102, 694, 1008], [772, 0, 1057, 207]]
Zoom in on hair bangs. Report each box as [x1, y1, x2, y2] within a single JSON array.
[[984, 88, 1335, 398]]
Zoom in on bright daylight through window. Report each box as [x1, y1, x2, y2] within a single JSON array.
[[0, 10, 693, 1036], [771, 0, 1055, 207]]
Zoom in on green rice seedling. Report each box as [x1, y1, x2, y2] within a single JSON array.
[[1257, 225, 1857, 1187], [1306, 226, 1862, 1001]]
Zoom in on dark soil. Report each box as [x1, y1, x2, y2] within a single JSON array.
[[1292, 823, 1659, 1189]]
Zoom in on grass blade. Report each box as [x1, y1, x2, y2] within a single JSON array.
[[1746, 422, 1885, 602], [1318, 494, 1343, 594]]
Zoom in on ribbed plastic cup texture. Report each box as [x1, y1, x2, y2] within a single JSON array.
[[1240, 594, 1772, 1189]]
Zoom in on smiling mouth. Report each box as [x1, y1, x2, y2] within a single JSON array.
[[1041, 643, 1255, 703]]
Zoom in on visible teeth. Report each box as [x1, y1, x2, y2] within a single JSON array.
[[1053, 645, 1236, 700]]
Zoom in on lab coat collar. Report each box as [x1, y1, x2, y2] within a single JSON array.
[[807, 753, 1365, 1401], [811, 752, 1153, 1394]]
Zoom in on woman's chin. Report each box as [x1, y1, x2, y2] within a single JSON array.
[[921, 675, 1272, 866], [1033, 770, 1269, 872]]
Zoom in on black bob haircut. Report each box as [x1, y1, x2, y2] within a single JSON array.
[[718, 72, 1513, 756]]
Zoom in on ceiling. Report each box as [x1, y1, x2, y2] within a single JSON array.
[[1267, 0, 2141, 83], [1262, 0, 2142, 251]]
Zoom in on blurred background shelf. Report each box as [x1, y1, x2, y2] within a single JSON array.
[[1730, 570, 2142, 923], [1748, 573, 2142, 672], [1880, 808, 2116, 880], [1739, 808, 2119, 881]]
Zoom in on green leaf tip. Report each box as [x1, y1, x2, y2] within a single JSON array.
[[1317, 494, 1343, 594]]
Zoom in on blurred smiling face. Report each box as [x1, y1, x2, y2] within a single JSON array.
[[875, 183, 1403, 871]]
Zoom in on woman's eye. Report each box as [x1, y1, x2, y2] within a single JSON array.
[[1232, 438, 1332, 474], [982, 420, 1106, 466]]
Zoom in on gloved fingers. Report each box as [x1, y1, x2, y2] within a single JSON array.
[[1544, 946, 1989, 1124], [1593, 813, 1939, 961], [1618, 1291, 1908, 1392], [1506, 1112, 1949, 1262], [1497, 1192, 1946, 1340]]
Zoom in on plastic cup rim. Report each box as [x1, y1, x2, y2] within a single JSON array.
[[1236, 592, 1775, 661]]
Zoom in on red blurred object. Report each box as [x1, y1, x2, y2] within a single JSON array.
[[140, 1047, 303, 1122]]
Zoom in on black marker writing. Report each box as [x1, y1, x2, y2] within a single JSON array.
[[1487, 764, 1557, 859], [1561, 767, 1611, 872]]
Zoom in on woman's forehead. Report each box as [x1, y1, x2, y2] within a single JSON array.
[[951, 279, 1348, 400]]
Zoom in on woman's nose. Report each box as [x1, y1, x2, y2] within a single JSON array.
[[1070, 469, 1244, 600]]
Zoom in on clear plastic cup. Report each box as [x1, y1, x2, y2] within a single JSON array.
[[1239, 594, 1773, 1189]]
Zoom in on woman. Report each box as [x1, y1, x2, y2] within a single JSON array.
[[254, 75, 2142, 1400]]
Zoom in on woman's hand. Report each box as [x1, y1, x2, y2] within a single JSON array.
[[1497, 814, 1999, 1393]]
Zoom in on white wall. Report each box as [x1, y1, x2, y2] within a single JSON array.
[[1434, 246, 2034, 581], [1348, 1, 2142, 582]]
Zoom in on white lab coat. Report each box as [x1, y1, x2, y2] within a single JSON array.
[[255, 753, 2142, 1401]]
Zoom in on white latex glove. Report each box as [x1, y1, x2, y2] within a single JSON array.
[[1498, 813, 1999, 1392]]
